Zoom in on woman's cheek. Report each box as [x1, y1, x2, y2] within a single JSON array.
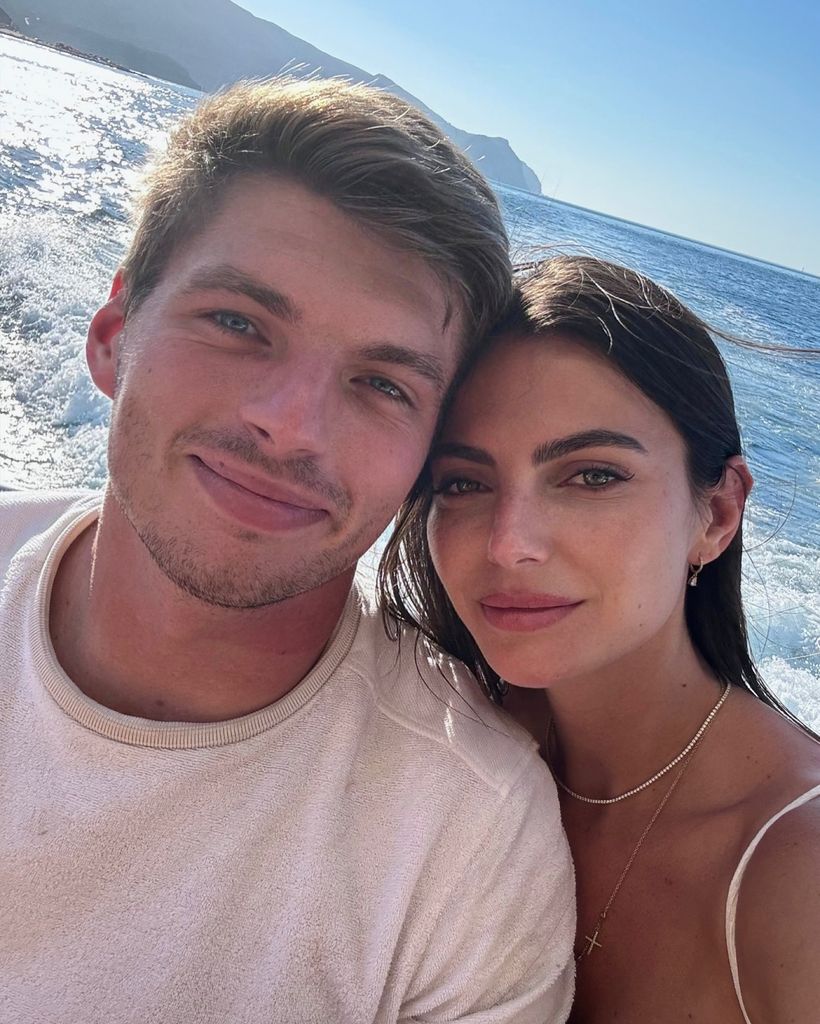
[[427, 503, 453, 577], [613, 530, 688, 636], [428, 502, 482, 584]]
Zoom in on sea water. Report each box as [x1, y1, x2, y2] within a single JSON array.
[[1, 34, 817, 727]]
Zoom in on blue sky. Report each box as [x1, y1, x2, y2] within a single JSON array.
[[235, 0, 819, 275]]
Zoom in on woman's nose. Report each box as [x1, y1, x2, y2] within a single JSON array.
[[486, 496, 551, 568]]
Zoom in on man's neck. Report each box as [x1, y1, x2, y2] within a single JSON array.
[[49, 493, 355, 722]]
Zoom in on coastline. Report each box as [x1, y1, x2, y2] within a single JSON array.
[[0, 25, 148, 81]]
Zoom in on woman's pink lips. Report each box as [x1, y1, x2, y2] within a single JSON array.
[[479, 595, 582, 632], [191, 456, 328, 533]]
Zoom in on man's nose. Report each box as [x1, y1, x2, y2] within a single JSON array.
[[486, 495, 552, 568], [239, 362, 335, 457]]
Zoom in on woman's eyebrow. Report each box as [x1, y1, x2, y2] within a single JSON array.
[[431, 442, 495, 466], [533, 430, 647, 464], [431, 430, 646, 467]]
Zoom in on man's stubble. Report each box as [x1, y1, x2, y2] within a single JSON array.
[[105, 383, 387, 610]]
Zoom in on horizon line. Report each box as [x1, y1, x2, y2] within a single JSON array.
[[495, 181, 819, 282]]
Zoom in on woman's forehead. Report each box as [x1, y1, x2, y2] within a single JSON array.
[[442, 333, 683, 457]]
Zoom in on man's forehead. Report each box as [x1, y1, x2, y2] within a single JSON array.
[[159, 178, 467, 365], [167, 178, 454, 318]]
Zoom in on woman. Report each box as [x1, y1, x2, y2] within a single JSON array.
[[379, 256, 820, 1022]]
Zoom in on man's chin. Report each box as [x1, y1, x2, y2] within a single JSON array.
[[138, 523, 354, 609], [110, 482, 380, 608]]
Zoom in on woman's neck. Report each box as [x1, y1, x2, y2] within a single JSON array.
[[544, 623, 726, 800]]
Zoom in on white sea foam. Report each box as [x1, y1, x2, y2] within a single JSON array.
[[0, 208, 113, 487], [741, 516, 820, 719]]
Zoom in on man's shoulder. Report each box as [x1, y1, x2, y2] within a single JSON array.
[[346, 590, 549, 800], [0, 487, 99, 578]]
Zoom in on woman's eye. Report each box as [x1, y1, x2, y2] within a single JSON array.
[[363, 376, 408, 403], [433, 477, 487, 496], [569, 467, 629, 488], [210, 310, 256, 335]]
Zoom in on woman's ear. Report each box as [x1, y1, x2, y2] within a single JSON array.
[[86, 271, 126, 399], [689, 456, 753, 565]]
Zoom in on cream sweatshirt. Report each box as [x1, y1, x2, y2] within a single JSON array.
[[0, 490, 575, 1024]]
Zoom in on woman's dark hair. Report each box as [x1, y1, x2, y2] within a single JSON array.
[[378, 254, 813, 733]]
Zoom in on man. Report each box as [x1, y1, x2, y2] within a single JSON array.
[[0, 79, 574, 1022]]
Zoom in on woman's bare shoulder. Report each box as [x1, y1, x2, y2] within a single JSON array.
[[732, 775, 820, 1022], [723, 689, 820, 789]]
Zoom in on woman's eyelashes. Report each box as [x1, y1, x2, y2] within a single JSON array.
[[432, 475, 488, 497], [431, 461, 635, 498], [561, 464, 635, 489]]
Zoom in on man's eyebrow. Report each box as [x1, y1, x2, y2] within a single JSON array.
[[431, 442, 495, 466], [360, 344, 447, 394], [182, 265, 301, 324], [533, 430, 647, 464]]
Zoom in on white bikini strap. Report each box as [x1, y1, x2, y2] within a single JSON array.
[[725, 783, 820, 1024]]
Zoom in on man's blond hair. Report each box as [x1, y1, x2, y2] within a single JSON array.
[[120, 77, 512, 341]]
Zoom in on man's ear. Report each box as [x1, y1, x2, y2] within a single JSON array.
[[689, 456, 754, 565], [87, 271, 127, 399]]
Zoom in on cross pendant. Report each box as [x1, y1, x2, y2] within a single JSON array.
[[583, 929, 602, 956]]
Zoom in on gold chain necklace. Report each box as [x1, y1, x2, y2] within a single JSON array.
[[558, 685, 731, 963], [548, 683, 730, 804]]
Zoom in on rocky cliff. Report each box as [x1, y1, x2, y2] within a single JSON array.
[[3, 0, 541, 194]]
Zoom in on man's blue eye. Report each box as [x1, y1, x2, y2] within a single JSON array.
[[213, 311, 253, 333], [367, 377, 406, 401]]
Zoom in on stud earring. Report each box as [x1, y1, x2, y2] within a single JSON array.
[[687, 556, 705, 588]]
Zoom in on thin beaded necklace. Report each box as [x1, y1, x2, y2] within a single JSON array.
[[563, 683, 732, 962], [547, 682, 731, 804]]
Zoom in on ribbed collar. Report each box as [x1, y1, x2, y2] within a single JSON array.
[[30, 498, 363, 749]]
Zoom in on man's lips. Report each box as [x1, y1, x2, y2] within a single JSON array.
[[190, 454, 330, 532], [479, 593, 583, 632], [194, 453, 327, 510]]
